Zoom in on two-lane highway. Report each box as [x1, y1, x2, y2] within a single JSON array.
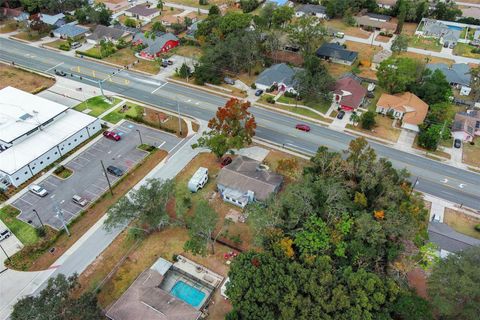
[[1, 38, 479, 209]]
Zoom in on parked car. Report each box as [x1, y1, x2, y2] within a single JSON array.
[[161, 60, 168, 67], [72, 194, 88, 207], [295, 124, 311, 132], [71, 42, 82, 49], [337, 110, 346, 119], [224, 77, 235, 85], [366, 91, 375, 98], [449, 42, 455, 49], [54, 70, 66, 76], [255, 89, 263, 96], [107, 165, 124, 177], [167, 60, 173, 65], [443, 42, 449, 48], [29, 184, 48, 197], [335, 32, 345, 38], [0, 229, 11, 242], [221, 156, 232, 167], [432, 214, 441, 222], [454, 139, 462, 148], [103, 130, 121, 141]]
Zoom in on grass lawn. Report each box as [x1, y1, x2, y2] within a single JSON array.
[[276, 95, 331, 114], [396, 51, 454, 65], [444, 208, 480, 240], [170, 45, 203, 59], [0, 205, 39, 245], [453, 43, 480, 59], [102, 102, 144, 124], [74, 96, 121, 117], [413, 136, 452, 159], [103, 48, 160, 74], [12, 31, 47, 42], [53, 167, 73, 179], [366, 88, 385, 112], [7, 150, 168, 271], [258, 100, 333, 123], [346, 115, 401, 142], [0, 20, 17, 33], [408, 36, 442, 52], [44, 39, 69, 50], [462, 138, 480, 167], [0, 64, 55, 93], [324, 19, 371, 39]]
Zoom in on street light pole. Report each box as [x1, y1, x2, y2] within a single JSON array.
[[100, 160, 114, 196], [55, 205, 70, 237], [410, 177, 419, 195], [135, 129, 143, 145], [32, 209, 45, 229], [0, 243, 11, 262]]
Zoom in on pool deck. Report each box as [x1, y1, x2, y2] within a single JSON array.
[[173, 255, 224, 289]]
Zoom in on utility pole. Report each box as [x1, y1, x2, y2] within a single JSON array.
[[0, 242, 11, 262], [32, 209, 45, 229], [100, 160, 114, 196], [135, 129, 143, 145], [410, 177, 419, 195], [55, 205, 70, 237], [176, 98, 182, 136]]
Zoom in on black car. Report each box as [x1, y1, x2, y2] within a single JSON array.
[[454, 139, 462, 148], [55, 70, 66, 76], [337, 110, 346, 119], [255, 89, 264, 96], [107, 165, 124, 177], [366, 91, 375, 98]]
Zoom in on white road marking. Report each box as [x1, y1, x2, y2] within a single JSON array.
[[286, 143, 313, 153], [459, 184, 465, 189], [442, 178, 448, 183], [60, 200, 65, 204], [158, 141, 166, 148], [195, 102, 199, 105], [151, 82, 167, 94], [45, 62, 64, 72], [50, 194, 56, 199]]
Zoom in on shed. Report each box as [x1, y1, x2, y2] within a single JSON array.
[[188, 167, 208, 192]]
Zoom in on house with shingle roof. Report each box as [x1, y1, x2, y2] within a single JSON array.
[[429, 221, 480, 256], [295, 4, 327, 19], [427, 63, 472, 96], [354, 14, 397, 33], [0, 7, 29, 21], [416, 18, 460, 47], [125, 4, 160, 22], [332, 76, 367, 111], [86, 25, 131, 45], [217, 156, 283, 208], [132, 32, 179, 60], [254, 63, 299, 93], [39, 13, 65, 28], [452, 110, 480, 142], [316, 43, 358, 65], [376, 92, 429, 132], [52, 24, 89, 39]]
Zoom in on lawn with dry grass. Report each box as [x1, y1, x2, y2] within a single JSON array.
[[375, 35, 392, 43], [413, 136, 452, 160], [444, 208, 480, 240], [325, 19, 372, 39], [408, 36, 442, 52], [347, 115, 401, 142], [396, 51, 454, 65], [9, 150, 168, 271], [0, 20, 18, 33], [462, 137, 480, 167], [103, 47, 160, 74], [402, 22, 419, 36], [0, 64, 55, 92], [170, 45, 203, 59]]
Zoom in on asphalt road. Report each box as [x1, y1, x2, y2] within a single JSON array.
[[1, 38, 479, 209]]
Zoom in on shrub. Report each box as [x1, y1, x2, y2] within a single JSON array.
[[266, 96, 275, 104], [124, 17, 138, 28], [475, 224, 480, 232], [54, 165, 65, 175], [36, 227, 47, 238], [76, 50, 102, 59], [58, 43, 71, 51], [251, 83, 256, 89], [284, 91, 297, 98]]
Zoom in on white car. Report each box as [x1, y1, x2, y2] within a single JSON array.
[[29, 184, 48, 197], [0, 229, 11, 242]]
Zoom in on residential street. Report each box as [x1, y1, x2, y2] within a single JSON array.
[[1, 38, 479, 209]]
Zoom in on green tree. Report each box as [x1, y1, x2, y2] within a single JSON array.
[[11, 274, 103, 320], [287, 16, 325, 55], [396, 0, 407, 34], [391, 34, 409, 52], [240, 0, 259, 13], [350, 112, 360, 126], [184, 200, 226, 255], [99, 40, 116, 58], [104, 178, 175, 232], [377, 57, 424, 94], [151, 21, 166, 32], [208, 4, 220, 16], [414, 69, 452, 105], [294, 216, 331, 256], [124, 17, 138, 28], [360, 110, 376, 130], [392, 291, 433, 320], [470, 66, 480, 101], [177, 62, 191, 79], [428, 246, 480, 320], [192, 98, 256, 158], [431, 2, 462, 21], [156, 0, 163, 10], [294, 55, 334, 103], [417, 124, 442, 150], [271, 6, 294, 28]]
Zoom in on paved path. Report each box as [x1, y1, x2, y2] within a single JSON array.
[[456, 1, 480, 8]]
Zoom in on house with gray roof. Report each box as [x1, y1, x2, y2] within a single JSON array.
[[295, 4, 327, 19], [217, 156, 283, 208], [428, 221, 480, 257], [255, 63, 299, 93], [86, 25, 131, 45], [125, 4, 160, 22], [132, 32, 179, 60], [427, 63, 471, 96], [416, 18, 460, 47], [452, 110, 480, 142], [39, 13, 65, 28], [316, 43, 358, 65], [52, 24, 89, 39]]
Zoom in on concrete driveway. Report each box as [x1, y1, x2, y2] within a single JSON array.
[[11, 121, 180, 230]]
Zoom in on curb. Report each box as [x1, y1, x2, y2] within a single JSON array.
[[75, 53, 155, 76]]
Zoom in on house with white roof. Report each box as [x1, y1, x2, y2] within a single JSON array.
[[0, 87, 101, 188]]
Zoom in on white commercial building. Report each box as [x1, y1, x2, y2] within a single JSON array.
[[0, 87, 102, 188]]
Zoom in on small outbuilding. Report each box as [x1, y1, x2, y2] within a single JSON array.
[[188, 167, 208, 192]]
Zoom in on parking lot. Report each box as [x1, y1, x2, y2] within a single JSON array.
[[12, 121, 181, 230]]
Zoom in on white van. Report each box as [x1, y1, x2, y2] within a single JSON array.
[[71, 42, 82, 49], [188, 167, 208, 192]]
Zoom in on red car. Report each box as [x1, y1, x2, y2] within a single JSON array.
[[221, 156, 232, 167], [295, 124, 311, 132], [103, 130, 121, 141]]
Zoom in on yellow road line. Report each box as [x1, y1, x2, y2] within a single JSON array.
[[70, 66, 129, 85]]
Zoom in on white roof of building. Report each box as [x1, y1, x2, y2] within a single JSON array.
[[0, 87, 69, 143], [0, 109, 97, 175]]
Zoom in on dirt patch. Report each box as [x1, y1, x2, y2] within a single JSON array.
[[375, 35, 392, 43], [345, 41, 382, 63], [444, 208, 480, 239], [143, 105, 188, 137], [397, 51, 454, 65], [462, 138, 480, 167], [402, 22, 419, 36], [0, 64, 55, 92], [22, 150, 168, 271], [325, 19, 372, 39], [407, 268, 428, 299]]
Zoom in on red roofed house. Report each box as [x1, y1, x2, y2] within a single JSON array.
[[132, 32, 179, 60], [332, 77, 367, 111]]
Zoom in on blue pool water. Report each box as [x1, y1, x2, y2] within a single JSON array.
[[170, 280, 206, 308], [448, 25, 463, 31]]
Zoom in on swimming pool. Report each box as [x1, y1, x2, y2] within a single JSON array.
[[170, 280, 206, 308], [448, 25, 463, 31]]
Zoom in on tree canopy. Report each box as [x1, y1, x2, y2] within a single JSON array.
[[377, 57, 424, 94], [12, 274, 103, 320]]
